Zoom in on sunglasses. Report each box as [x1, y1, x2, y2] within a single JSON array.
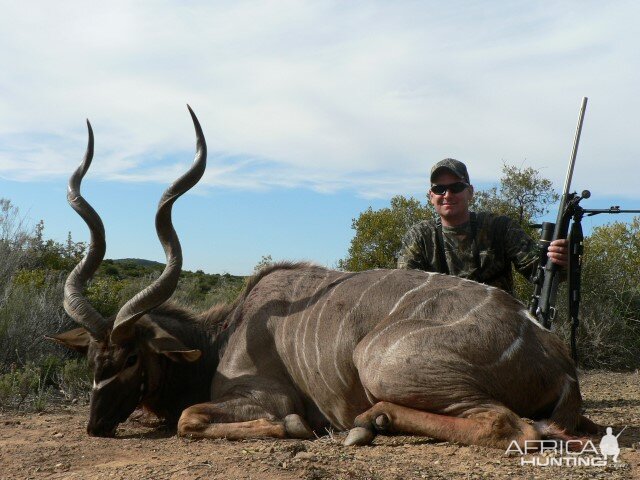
[[430, 182, 469, 195]]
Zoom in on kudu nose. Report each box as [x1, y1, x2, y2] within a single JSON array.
[[87, 421, 117, 437]]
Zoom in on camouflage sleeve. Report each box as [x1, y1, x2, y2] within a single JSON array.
[[502, 218, 540, 281], [501, 217, 567, 283], [397, 223, 432, 270]]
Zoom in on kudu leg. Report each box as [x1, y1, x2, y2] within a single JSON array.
[[345, 401, 540, 449], [178, 400, 313, 441], [577, 414, 603, 435]]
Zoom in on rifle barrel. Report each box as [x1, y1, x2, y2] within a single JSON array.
[[562, 97, 588, 196]]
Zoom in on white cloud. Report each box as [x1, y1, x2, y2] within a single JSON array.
[[1, 1, 639, 199]]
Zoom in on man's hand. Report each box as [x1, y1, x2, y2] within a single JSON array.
[[547, 238, 569, 267]]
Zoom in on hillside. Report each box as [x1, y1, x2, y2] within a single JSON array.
[[90, 258, 246, 316]]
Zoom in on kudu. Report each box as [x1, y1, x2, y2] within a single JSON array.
[[50, 107, 599, 449]]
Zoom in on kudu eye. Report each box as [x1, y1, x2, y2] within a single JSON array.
[[125, 354, 138, 368]]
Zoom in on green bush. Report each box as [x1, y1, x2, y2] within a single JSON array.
[[0, 362, 43, 410], [558, 219, 640, 369], [85, 276, 128, 317], [0, 270, 70, 369], [172, 274, 246, 311], [0, 358, 91, 411], [40, 355, 65, 387], [56, 359, 92, 402]]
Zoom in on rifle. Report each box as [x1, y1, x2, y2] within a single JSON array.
[[529, 97, 640, 362]]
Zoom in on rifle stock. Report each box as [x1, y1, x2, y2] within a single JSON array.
[[530, 97, 588, 328]]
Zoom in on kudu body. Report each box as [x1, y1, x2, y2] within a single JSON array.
[[51, 108, 598, 448]]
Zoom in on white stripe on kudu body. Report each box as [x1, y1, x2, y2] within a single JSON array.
[[387, 275, 436, 316], [442, 287, 495, 328], [519, 308, 547, 331], [362, 276, 445, 360], [381, 284, 485, 362], [295, 271, 331, 394], [277, 273, 307, 371], [333, 270, 396, 389], [297, 271, 351, 426], [496, 320, 526, 364], [313, 273, 352, 397], [407, 283, 464, 320]]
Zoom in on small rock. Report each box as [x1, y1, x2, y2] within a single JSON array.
[[53, 432, 64, 438], [294, 452, 315, 461]]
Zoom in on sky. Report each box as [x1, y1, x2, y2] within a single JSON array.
[[1, 1, 639, 275]]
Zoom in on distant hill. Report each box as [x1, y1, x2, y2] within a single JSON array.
[[97, 258, 246, 312], [112, 258, 165, 268], [102, 258, 244, 282]]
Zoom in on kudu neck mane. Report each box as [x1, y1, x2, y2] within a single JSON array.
[[201, 261, 316, 335], [148, 262, 315, 357]]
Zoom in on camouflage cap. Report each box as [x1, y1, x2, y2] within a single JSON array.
[[430, 158, 470, 184]]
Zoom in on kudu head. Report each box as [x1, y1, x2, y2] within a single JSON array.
[[48, 106, 207, 437]]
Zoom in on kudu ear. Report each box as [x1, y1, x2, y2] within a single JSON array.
[[144, 323, 202, 363], [45, 327, 92, 354]]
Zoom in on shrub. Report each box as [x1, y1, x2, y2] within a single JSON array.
[[0, 362, 43, 410], [0, 270, 70, 369], [85, 276, 128, 317], [0, 199, 31, 310], [56, 359, 92, 402]]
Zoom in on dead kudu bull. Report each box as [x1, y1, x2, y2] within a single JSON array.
[[50, 107, 599, 449]]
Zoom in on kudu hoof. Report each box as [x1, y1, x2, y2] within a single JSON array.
[[284, 414, 314, 439], [374, 414, 390, 432], [344, 426, 375, 446]]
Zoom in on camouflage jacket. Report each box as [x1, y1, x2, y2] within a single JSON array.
[[397, 212, 539, 294]]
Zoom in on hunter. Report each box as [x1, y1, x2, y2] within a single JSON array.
[[397, 158, 568, 295]]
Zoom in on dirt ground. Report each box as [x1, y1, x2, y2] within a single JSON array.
[[1, 370, 639, 480]]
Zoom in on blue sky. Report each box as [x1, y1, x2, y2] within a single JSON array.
[[1, 1, 639, 275]]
